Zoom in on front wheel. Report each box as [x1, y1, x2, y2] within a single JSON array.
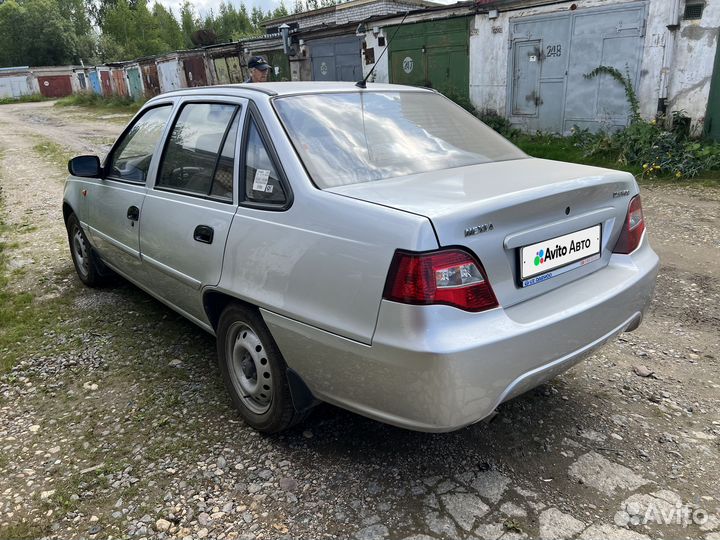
[[66, 213, 108, 287], [216, 303, 304, 433]]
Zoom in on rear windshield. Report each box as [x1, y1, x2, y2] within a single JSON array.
[[273, 91, 526, 189]]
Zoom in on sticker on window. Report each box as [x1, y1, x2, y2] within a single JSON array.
[[252, 169, 270, 191]]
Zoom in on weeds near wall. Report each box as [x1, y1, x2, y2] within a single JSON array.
[[501, 66, 719, 179], [443, 90, 521, 140], [584, 65, 641, 122]]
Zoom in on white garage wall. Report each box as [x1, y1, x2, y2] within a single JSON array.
[[666, 1, 719, 133], [361, 30, 390, 83]]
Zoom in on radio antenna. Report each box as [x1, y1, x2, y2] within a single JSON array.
[[356, 10, 411, 89]]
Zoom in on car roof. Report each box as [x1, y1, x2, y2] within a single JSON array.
[[153, 82, 436, 100]]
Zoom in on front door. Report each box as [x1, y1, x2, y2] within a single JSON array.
[[87, 104, 174, 275], [139, 99, 246, 322]]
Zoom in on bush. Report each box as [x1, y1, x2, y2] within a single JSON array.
[[442, 90, 521, 141], [570, 119, 720, 179], [477, 109, 520, 140]]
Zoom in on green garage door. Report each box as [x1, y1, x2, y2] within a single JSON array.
[[387, 17, 470, 100], [706, 41, 720, 141]]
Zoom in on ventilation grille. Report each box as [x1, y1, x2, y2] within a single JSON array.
[[684, 3, 704, 20]]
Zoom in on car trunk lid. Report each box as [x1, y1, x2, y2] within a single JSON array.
[[327, 158, 637, 308]]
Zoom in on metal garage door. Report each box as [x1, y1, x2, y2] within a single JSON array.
[[157, 60, 185, 93], [88, 71, 102, 95], [387, 17, 470, 100], [309, 36, 362, 82], [508, 2, 647, 133], [126, 67, 144, 100], [140, 62, 161, 97], [99, 71, 112, 96], [110, 69, 128, 97], [183, 56, 208, 87], [37, 76, 73, 98]]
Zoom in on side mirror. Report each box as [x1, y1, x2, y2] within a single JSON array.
[[68, 155, 102, 178]]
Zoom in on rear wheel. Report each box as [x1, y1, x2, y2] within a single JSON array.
[[216, 303, 303, 433], [66, 213, 107, 287]]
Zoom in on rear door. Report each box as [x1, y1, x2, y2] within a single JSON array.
[[87, 103, 174, 276], [139, 97, 246, 322]]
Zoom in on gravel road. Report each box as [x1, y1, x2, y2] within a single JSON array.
[[0, 101, 719, 540]]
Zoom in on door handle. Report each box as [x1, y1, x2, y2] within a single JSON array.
[[127, 205, 140, 221], [193, 225, 214, 244]]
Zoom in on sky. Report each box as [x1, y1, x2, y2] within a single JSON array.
[[156, 0, 285, 17]]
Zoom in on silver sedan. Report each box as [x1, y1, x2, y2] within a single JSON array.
[[63, 82, 659, 432]]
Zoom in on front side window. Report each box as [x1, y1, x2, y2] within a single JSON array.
[[157, 103, 239, 200], [244, 118, 286, 204], [273, 91, 527, 189], [107, 105, 172, 183]]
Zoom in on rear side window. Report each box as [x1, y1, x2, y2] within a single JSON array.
[[107, 105, 172, 183], [244, 118, 286, 204], [157, 103, 240, 200]]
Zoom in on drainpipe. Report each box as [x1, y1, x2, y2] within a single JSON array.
[[658, 0, 682, 116]]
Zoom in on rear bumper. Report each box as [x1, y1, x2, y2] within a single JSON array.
[[264, 238, 659, 432]]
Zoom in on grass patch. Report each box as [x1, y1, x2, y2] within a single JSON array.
[[33, 138, 74, 169], [0, 94, 49, 106], [0, 149, 77, 374], [0, 286, 83, 373], [514, 133, 642, 174], [55, 93, 144, 113], [0, 519, 51, 539]]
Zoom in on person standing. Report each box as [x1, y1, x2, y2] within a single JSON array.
[[245, 56, 272, 83]]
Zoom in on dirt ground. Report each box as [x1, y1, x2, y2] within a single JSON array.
[[0, 101, 718, 540]]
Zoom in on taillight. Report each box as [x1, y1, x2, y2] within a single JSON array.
[[613, 195, 645, 254], [383, 249, 499, 312]]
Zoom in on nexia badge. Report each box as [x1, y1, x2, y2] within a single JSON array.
[[465, 223, 494, 237], [613, 189, 630, 198]]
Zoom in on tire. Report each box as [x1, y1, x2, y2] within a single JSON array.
[[66, 213, 108, 287], [216, 303, 304, 433]]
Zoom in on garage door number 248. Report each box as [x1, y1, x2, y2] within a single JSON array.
[[546, 44, 562, 58]]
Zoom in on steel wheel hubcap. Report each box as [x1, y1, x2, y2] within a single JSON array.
[[72, 227, 90, 278], [227, 322, 272, 415]]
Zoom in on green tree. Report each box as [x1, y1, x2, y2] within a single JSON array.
[[271, 1, 289, 18], [100, 0, 182, 59], [179, 1, 199, 48], [153, 2, 184, 51], [0, 0, 80, 67]]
